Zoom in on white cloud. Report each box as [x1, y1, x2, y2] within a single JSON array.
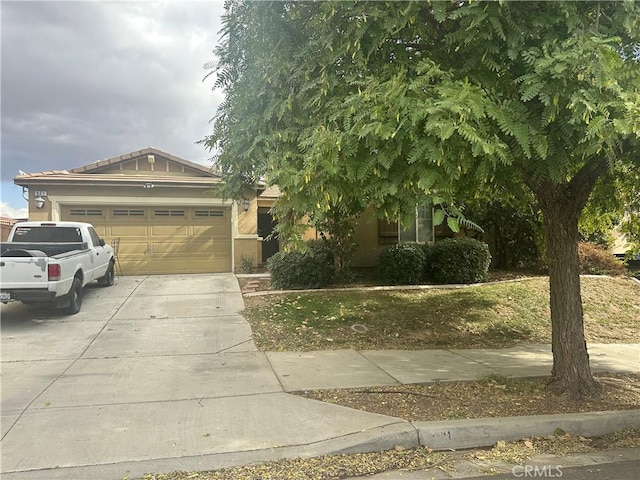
[[0, 201, 28, 220]]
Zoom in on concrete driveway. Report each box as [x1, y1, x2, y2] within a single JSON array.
[[0, 274, 410, 480]]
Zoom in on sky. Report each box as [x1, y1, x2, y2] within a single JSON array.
[[0, 0, 227, 218]]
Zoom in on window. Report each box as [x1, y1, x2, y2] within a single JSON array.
[[154, 209, 185, 217], [69, 208, 103, 216], [87, 227, 102, 247], [378, 204, 434, 245], [113, 209, 145, 217], [13, 226, 82, 243], [378, 219, 399, 245], [194, 210, 224, 217]]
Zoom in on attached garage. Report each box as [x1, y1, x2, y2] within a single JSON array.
[[61, 205, 232, 274], [14, 147, 261, 275]]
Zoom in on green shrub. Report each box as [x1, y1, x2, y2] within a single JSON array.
[[377, 242, 426, 285], [421, 242, 436, 281], [429, 237, 491, 284], [578, 242, 626, 275], [267, 239, 335, 289]]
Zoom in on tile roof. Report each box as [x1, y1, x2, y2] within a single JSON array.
[[69, 147, 217, 176], [258, 185, 282, 198], [14, 172, 222, 187], [13, 147, 222, 187], [1, 216, 19, 226]]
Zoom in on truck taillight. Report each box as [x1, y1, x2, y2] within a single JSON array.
[[48, 264, 61, 281]]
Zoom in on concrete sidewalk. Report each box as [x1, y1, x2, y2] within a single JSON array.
[[1, 274, 638, 480], [266, 343, 640, 391]]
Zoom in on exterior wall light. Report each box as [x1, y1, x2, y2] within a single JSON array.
[[35, 196, 46, 209], [243, 198, 250, 212]]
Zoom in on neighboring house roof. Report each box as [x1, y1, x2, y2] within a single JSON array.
[[1, 216, 19, 227], [13, 147, 222, 188]]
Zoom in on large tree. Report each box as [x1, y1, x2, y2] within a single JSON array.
[[205, 1, 640, 397]]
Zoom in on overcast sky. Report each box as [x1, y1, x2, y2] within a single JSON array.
[[1, 1, 226, 218]]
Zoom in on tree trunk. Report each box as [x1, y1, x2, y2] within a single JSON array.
[[536, 180, 603, 399]]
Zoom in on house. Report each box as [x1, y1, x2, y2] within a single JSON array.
[[13, 147, 262, 275], [1, 217, 21, 242], [13, 147, 440, 275]]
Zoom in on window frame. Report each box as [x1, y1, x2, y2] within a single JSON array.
[[378, 203, 434, 245]]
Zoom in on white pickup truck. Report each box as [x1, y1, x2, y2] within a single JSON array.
[[0, 221, 115, 314]]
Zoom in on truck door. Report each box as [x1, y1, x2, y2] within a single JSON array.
[[87, 227, 110, 280]]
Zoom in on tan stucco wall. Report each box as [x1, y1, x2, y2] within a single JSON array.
[[234, 237, 260, 272], [236, 190, 258, 236], [352, 207, 388, 268], [27, 189, 51, 221]]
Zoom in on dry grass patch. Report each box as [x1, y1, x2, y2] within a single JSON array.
[[296, 373, 640, 422], [243, 276, 639, 351]]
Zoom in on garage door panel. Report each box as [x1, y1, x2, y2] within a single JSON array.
[[150, 225, 189, 236], [61, 205, 231, 274], [110, 225, 149, 237]]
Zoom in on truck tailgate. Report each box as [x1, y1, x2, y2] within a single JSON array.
[[0, 257, 50, 288]]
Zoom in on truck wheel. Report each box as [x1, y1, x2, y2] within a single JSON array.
[[64, 278, 83, 315], [98, 261, 115, 287]]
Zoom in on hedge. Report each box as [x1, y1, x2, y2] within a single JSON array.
[[267, 239, 335, 289]]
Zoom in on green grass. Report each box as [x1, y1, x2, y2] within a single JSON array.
[[243, 276, 639, 351]]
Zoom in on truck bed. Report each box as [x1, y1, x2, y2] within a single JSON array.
[[0, 242, 88, 258]]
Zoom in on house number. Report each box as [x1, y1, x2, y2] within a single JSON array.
[[34, 190, 48, 197]]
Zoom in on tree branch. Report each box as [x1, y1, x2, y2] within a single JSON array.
[[568, 156, 610, 212]]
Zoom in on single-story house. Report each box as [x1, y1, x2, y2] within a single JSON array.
[[1, 217, 22, 242], [13, 147, 441, 275]]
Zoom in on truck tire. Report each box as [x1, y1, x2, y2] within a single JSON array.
[[98, 261, 115, 287], [63, 278, 83, 315]]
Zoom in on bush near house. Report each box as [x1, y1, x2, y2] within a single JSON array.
[[377, 242, 426, 285], [268, 239, 335, 289], [428, 237, 491, 284], [578, 242, 626, 276]]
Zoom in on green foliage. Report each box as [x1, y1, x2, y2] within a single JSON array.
[[267, 239, 335, 289], [237, 255, 254, 274], [377, 242, 426, 285], [580, 161, 640, 253], [206, 0, 640, 391], [205, 1, 639, 242], [429, 238, 492, 284], [421, 242, 436, 281], [463, 188, 544, 270], [578, 242, 626, 276]]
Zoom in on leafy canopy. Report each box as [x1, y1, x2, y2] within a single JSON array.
[[204, 0, 640, 243]]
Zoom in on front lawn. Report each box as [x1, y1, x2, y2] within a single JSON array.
[[242, 276, 639, 351]]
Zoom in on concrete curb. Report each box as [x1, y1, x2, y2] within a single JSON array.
[[2, 411, 636, 480], [414, 410, 640, 451]]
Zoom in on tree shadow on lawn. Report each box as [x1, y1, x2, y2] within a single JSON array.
[[379, 289, 539, 349], [253, 287, 542, 351]]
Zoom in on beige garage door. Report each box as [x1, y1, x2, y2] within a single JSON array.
[[62, 206, 232, 275]]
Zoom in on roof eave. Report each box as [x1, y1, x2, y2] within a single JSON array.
[[14, 177, 224, 189]]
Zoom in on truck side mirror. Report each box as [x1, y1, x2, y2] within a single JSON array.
[[99, 239, 105, 247]]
